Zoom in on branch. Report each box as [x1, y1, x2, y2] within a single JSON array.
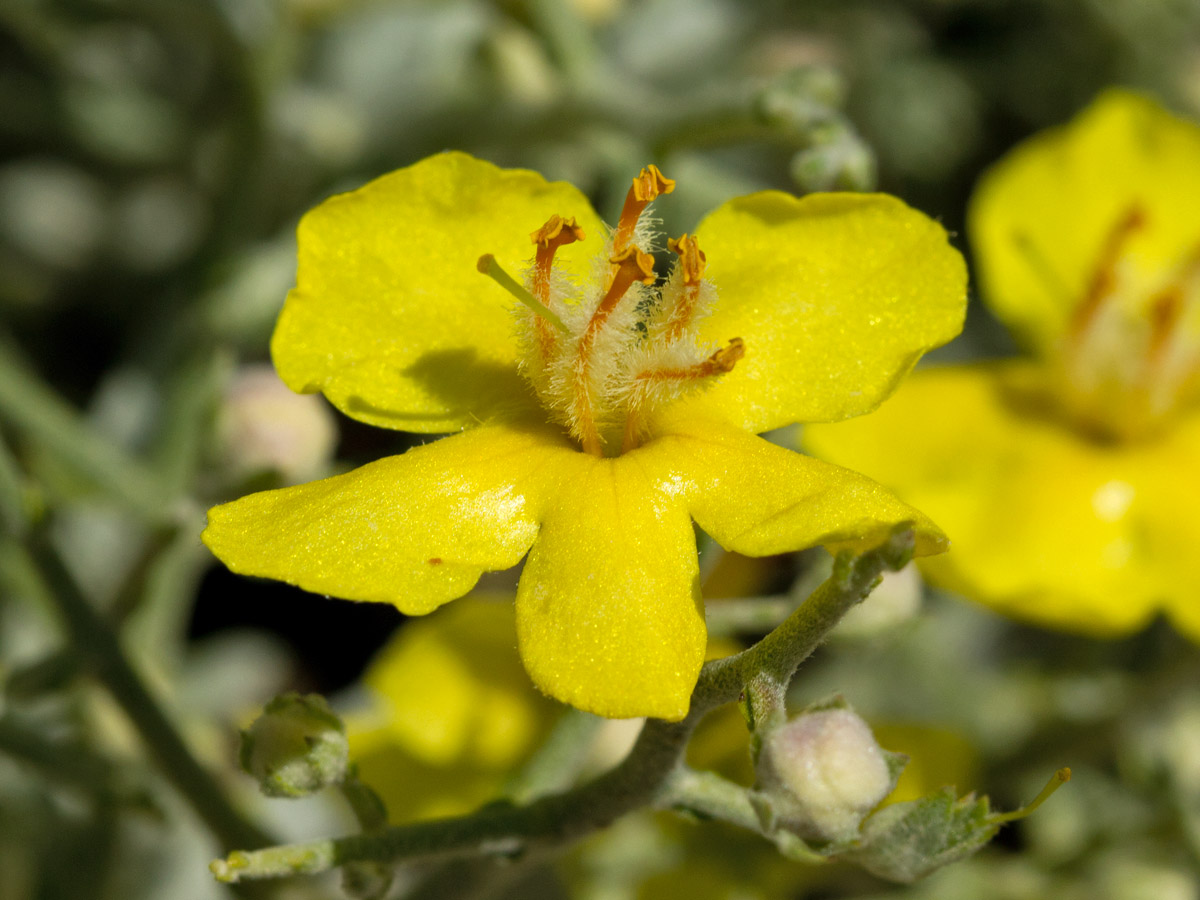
[[22, 530, 274, 854], [212, 525, 916, 883]]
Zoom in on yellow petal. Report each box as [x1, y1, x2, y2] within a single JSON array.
[[202, 423, 567, 614], [803, 362, 1176, 636], [643, 412, 947, 558], [1131, 409, 1200, 641], [272, 151, 607, 432], [678, 191, 966, 433], [515, 452, 706, 721], [970, 89, 1200, 351]]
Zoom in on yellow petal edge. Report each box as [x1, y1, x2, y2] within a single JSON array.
[[201, 424, 564, 615], [679, 191, 967, 433], [272, 151, 608, 433]]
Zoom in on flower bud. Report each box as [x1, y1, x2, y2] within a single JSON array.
[[216, 365, 338, 485], [758, 706, 895, 842], [239, 693, 349, 798], [790, 135, 877, 193]]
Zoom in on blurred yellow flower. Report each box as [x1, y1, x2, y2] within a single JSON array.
[[345, 595, 558, 823], [806, 90, 1200, 639], [872, 723, 978, 806], [203, 151, 965, 719]]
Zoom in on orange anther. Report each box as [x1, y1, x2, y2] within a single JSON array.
[[530, 214, 586, 305], [574, 246, 659, 456], [609, 246, 657, 286], [668, 233, 707, 285], [589, 247, 656, 330], [530, 214, 585, 249], [707, 337, 745, 374], [631, 164, 675, 203], [613, 165, 675, 254], [630, 337, 745, 388], [1072, 204, 1148, 336]]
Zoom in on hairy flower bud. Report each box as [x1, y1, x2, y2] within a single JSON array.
[[758, 706, 895, 842], [239, 693, 349, 798]]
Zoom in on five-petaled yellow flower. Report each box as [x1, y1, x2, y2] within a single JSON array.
[[806, 91, 1200, 640], [202, 152, 966, 720]]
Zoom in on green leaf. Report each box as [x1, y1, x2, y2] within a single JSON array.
[[843, 788, 999, 883]]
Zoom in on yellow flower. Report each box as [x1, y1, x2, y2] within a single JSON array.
[[805, 90, 1200, 639], [345, 595, 558, 823], [202, 152, 966, 719]]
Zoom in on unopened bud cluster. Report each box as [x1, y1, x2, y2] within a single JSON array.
[[239, 693, 349, 798]]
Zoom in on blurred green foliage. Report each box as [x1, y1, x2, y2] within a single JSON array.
[[4, 1, 1200, 898]]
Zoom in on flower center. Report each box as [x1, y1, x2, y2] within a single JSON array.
[[1020, 205, 1200, 442], [479, 166, 744, 456]]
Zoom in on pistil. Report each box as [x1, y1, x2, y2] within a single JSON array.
[[477, 165, 745, 458], [1053, 206, 1200, 440], [476, 254, 569, 333], [621, 338, 745, 453]]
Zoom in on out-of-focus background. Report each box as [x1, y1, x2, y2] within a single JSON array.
[[4, 1, 1200, 898]]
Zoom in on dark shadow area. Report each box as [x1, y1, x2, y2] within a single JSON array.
[[342, 347, 538, 428], [190, 566, 404, 693]]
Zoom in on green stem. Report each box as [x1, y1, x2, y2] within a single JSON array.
[[505, 708, 602, 803], [659, 767, 762, 832], [0, 339, 171, 522], [24, 531, 273, 853], [0, 716, 121, 795], [0, 432, 29, 535], [212, 526, 915, 883]]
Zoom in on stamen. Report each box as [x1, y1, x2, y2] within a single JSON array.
[[630, 339, 745, 388], [663, 233, 708, 340], [706, 337, 745, 373], [573, 247, 658, 457], [1146, 287, 1184, 369], [591, 247, 657, 334], [1070, 205, 1147, 336], [621, 338, 745, 453], [613, 165, 675, 254], [530, 214, 585, 303], [477, 254, 569, 333], [668, 233, 707, 284]]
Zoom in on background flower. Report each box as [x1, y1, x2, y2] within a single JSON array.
[[7, 2, 1200, 897], [804, 90, 1200, 640]]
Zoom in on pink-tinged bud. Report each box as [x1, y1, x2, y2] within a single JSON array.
[[217, 365, 337, 484], [759, 707, 894, 842]]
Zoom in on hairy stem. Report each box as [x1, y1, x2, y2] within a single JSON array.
[[0, 338, 172, 522], [212, 526, 914, 884]]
